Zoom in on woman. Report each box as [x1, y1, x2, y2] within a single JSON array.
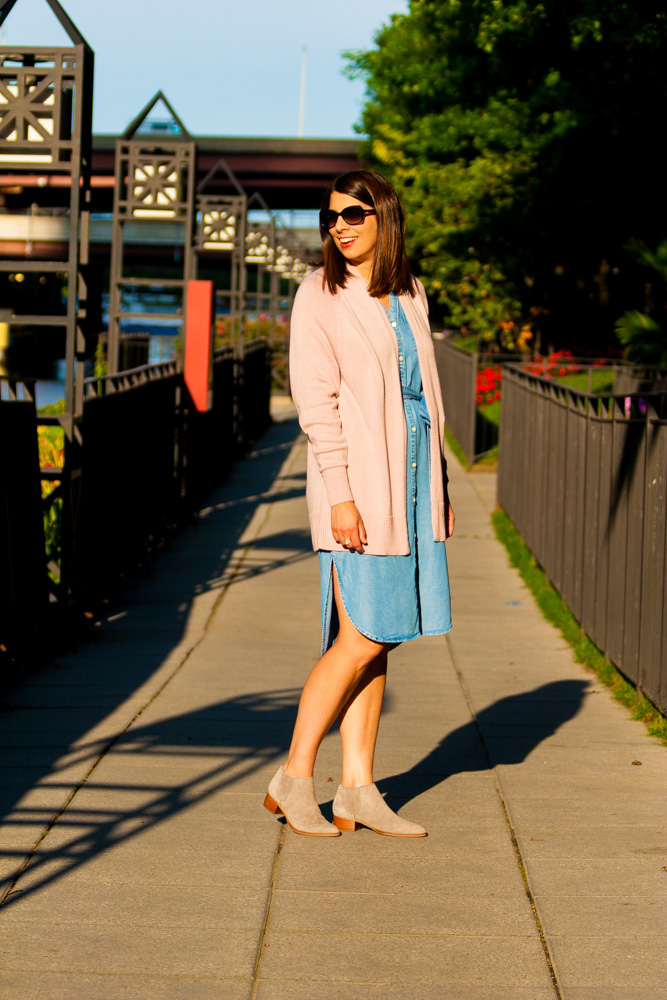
[[264, 170, 454, 838]]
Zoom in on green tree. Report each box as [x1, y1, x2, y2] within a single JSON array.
[[346, 1, 667, 349], [615, 240, 667, 365]]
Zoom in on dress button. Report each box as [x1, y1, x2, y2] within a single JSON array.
[[391, 321, 397, 328], [411, 461, 416, 467], [413, 497, 417, 504], [411, 426, 416, 432], [398, 355, 403, 361]]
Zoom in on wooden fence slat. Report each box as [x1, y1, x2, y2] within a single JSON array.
[[640, 422, 667, 707], [582, 418, 602, 645]]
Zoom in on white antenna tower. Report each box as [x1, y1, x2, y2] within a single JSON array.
[[298, 41, 307, 138]]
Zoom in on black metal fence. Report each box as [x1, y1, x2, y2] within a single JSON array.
[[0, 343, 271, 686], [78, 363, 182, 604], [432, 339, 521, 463], [432, 339, 477, 463], [180, 347, 236, 506], [498, 364, 667, 713], [0, 379, 48, 664]]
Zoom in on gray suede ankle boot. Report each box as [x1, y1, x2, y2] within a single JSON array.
[[333, 783, 426, 837], [264, 765, 340, 837]]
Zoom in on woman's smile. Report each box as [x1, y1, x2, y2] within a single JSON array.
[[329, 191, 378, 276]]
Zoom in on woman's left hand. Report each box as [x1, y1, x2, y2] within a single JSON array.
[[331, 501, 367, 552], [445, 493, 455, 538]]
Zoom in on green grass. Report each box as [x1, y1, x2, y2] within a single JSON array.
[[492, 509, 667, 743], [446, 424, 499, 469], [447, 334, 478, 354], [551, 371, 614, 393], [445, 426, 469, 468], [478, 400, 501, 427], [475, 445, 499, 467]]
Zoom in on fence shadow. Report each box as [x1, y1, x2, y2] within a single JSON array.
[[3, 679, 587, 910], [0, 417, 305, 863], [1, 688, 300, 911]]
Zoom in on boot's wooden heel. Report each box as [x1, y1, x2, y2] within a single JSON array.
[[264, 793, 282, 815], [333, 815, 360, 832], [264, 766, 340, 835]]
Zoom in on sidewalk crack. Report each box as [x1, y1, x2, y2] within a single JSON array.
[[446, 634, 563, 1000], [250, 827, 287, 998]]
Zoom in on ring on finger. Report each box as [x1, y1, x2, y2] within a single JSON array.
[[342, 538, 352, 546]]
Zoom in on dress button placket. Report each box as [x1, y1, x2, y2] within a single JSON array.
[[394, 297, 416, 545]]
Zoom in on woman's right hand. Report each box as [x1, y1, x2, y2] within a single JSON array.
[[331, 501, 367, 552]]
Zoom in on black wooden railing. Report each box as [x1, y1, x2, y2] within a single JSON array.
[[0, 341, 271, 685], [498, 364, 667, 713], [432, 338, 524, 463], [0, 379, 48, 665]]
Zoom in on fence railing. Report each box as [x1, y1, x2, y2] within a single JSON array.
[[0, 342, 272, 687], [432, 338, 523, 463], [432, 338, 477, 464], [0, 378, 47, 664], [498, 364, 667, 713], [434, 337, 667, 466]]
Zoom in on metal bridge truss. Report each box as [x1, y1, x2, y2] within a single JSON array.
[[107, 91, 196, 375], [0, 0, 94, 607], [108, 93, 316, 391]]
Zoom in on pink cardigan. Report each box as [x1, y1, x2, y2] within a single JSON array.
[[289, 266, 448, 555]]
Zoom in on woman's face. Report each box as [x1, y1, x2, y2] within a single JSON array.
[[328, 190, 378, 271]]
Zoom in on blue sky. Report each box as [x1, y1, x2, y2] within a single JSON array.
[[0, 0, 408, 137]]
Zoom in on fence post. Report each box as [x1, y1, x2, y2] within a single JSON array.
[[184, 280, 215, 412]]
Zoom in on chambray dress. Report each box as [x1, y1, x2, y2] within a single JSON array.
[[318, 293, 452, 653]]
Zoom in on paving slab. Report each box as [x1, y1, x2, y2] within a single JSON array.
[[0, 410, 665, 998], [269, 887, 536, 936], [2, 920, 260, 978], [255, 987, 556, 1000], [0, 973, 253, 1000], [259, 930, 549, 987], [549, 936, 667, 990], [516, 824, 666, 859], [561, 991, 666, 1000]]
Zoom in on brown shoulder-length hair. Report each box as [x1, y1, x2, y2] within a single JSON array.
[[320, 170, 415, 298]]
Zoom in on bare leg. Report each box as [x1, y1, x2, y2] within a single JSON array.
[[285, 568, 391, 778], [338, 650, 387, 787]]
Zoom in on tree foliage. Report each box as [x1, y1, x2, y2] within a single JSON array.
[[346, 1, 667, 349], [615, 240, 667, 365]]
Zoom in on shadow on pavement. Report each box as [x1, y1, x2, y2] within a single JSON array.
[[375, 679, 588, 811], [2, 688, 300, 912], [2, 671, 586, 910], [0, 418, 305, 880]]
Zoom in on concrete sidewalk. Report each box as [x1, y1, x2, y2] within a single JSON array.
[[0, 410, 664, 999]]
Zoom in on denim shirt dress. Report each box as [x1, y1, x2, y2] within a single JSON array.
[[318, 293, 452, 653]]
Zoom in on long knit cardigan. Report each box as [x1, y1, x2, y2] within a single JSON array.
[[289, 266, 448, 555]]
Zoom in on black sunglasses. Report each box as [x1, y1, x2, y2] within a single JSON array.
[[319, 206, 376, 229]]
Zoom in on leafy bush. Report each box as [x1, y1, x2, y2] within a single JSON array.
[[615, 239, 667, 365]]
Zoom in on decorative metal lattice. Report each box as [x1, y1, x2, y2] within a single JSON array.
[[197, 199, 241, 251], [115, 144, 194, 221], [108, 92, 195, 374], [191, 159, 247, 352]]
